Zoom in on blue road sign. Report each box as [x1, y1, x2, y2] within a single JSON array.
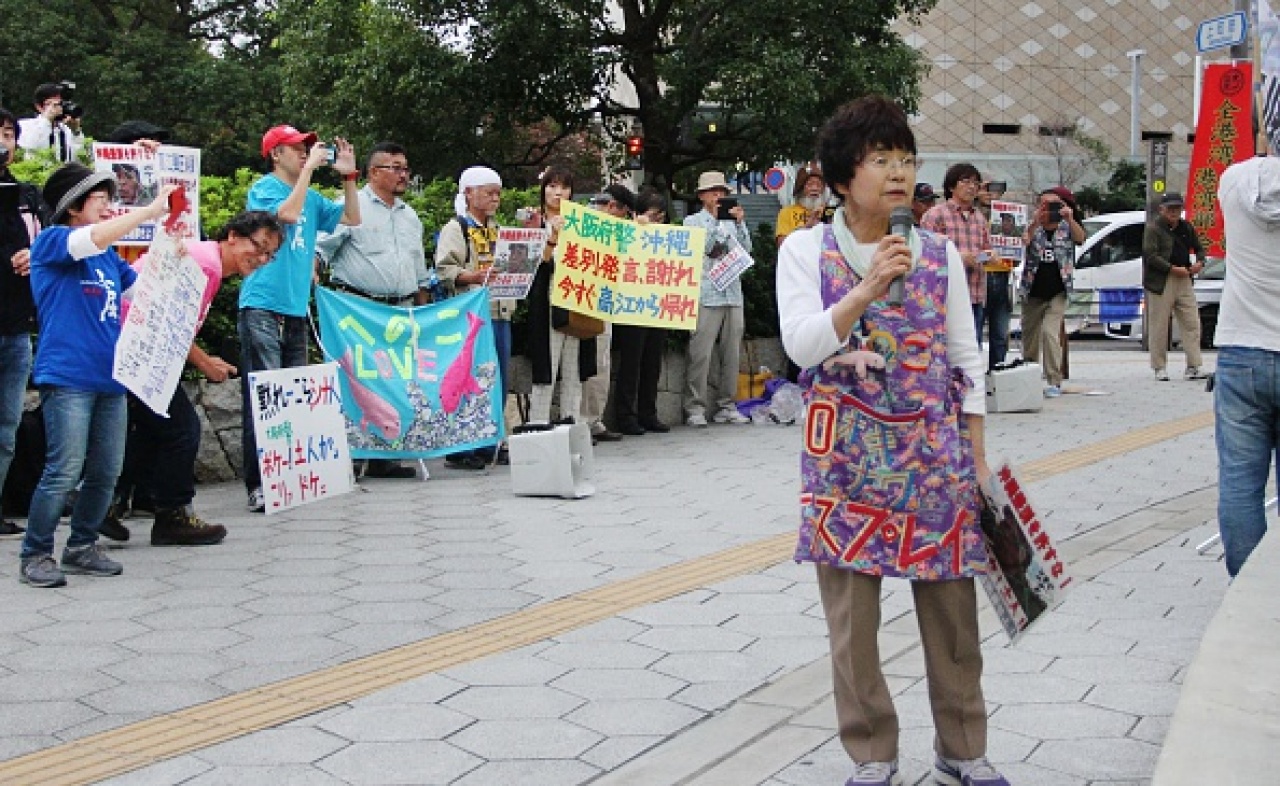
[[1197, 12, 1247, 53]]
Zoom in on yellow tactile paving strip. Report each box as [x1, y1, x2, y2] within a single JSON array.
[[0, 410, 1214, 786]]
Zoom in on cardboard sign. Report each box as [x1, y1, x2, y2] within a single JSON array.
[[92, 143, 201, 245], [550, 201, 706, 330], [112, 231, 207, 415], [248, 362, 354, 513], [978, 462, 1074, 641], [315, 286, 504, 459], [1186, 63, 1253, 256]]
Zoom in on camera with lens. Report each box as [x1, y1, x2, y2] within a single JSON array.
[[56, 81, 84, 120]]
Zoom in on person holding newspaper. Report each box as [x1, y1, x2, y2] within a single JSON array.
[[683, 171, 752, 427], [777, 95, 1006, 786], [18, 164, 178, 588]]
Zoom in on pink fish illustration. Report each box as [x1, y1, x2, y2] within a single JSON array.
[[439, 312, 485, 415], [337, 350, 404, 441]]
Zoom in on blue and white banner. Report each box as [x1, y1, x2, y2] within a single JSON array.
[[315, 286, 504, 459]]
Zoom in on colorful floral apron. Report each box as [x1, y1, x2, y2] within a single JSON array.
[[795, 226, 988, 581]]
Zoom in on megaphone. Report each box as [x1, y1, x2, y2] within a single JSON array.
[[508, 422, 596, 499]]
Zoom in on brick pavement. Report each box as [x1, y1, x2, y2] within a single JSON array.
[[0, 345, 1228, 785]]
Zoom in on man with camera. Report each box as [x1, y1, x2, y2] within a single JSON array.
[[239, 125, 360, 511], [682, 171, 752, 427], [0, 107, 47, 537], [18, 83, 84, 164], [1021, 187, 1085, 397], [315, 141, 427, 479]]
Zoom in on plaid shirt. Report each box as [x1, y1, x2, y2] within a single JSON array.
[[921, 200, 990, 305]]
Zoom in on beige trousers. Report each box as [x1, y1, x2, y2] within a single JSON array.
[[684, 305, 744, 418], [816, 565, 988, 763], [581, 324, 611, 431], [1021, 294, 1066, 386], [1146, 275, 1202, 372], [529, 324, 582, 424]]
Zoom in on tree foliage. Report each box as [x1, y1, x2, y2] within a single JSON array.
[[401, 0, 935, 192]]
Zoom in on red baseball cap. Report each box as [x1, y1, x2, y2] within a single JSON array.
[[261, 125, 318, 158]]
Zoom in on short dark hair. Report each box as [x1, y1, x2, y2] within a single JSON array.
[[604, 183, 637, 214], [942, 163, 982, 199], [0, 107, 17, 142], [816, 95, 916, 200], [61, 186, 112, 225], [33, 83, 63, 106], [366, 142, 407, 170], [635, 188, 668, 217], [539, 165, 574, 209], [213, 210, 284, 244], [112, 163, 140, 179]]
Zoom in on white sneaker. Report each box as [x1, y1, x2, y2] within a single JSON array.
[[685, 414, 708, 427], [247, 487, 265, 513], [1185, 366, 1207, 380], [1154, 368, 1170, 381], [713, 409, 751, 424]]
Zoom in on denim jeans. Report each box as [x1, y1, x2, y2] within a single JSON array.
[[116, 387, 201, 509], [238, 308, 309, 492], [0, 334, 31, 492], [985, 272, 1012, 369], [1214, 345, 1280, 577], [21, 388, 127, 558]]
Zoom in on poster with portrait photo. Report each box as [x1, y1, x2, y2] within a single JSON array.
[[988, 200, 1027, 268], [487, 227, 547, 299], [92, 142, 201, 245]]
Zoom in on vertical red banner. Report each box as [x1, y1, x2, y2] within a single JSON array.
[[1186, 63, 1253, 256]]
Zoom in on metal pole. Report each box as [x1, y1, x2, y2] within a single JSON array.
[[1127, 50, 1147, 158], [1229, 0, 1249, 60]]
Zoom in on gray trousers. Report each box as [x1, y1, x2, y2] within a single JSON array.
[[683, 305, 744, 418], [816, 565, 988, 763]]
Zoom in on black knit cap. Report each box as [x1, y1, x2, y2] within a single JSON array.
[[42, 163, 117, 223]]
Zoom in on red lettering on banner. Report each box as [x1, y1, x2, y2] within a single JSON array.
[[802, 494, 841, 558], [896, 512, 938, 570], [841, 502, 890, 564], [805, 400, 837, 456]]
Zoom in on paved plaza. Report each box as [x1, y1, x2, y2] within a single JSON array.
[[0, 344, 1229, 785]]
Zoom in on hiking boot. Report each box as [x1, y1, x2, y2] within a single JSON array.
[[98, 501, 131, 542], [151, 507, 227, 547], [61, 544, 123, 577], [847, 760, 903, 786], [19, 555, 66, 588], [934, 755, 1010, 786], [247, 487, 265, 513], [0, 519, 24, 538]]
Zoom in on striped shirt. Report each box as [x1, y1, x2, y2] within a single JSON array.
[[921, 200, 990, 305]]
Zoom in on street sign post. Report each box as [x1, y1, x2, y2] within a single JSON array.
[[1197, 12, 1247, 53]]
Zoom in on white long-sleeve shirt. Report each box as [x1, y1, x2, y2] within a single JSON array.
[[777, 224, 986, 415], [17, 116, 84, 163], [1216, 156, 1280, 352]]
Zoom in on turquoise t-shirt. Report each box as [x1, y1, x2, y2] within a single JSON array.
[[240, 174, 344, 316]]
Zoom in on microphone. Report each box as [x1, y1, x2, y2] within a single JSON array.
[[886, 206, 913, 305]]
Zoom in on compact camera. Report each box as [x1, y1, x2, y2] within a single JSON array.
[[716, 197, 739, 221]]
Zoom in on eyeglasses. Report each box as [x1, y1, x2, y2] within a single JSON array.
[[865, 155, 918, 173], [957, 177, 981, 187], [248, 235, 278, 258], [1043, 201, 1065, 209], [372, 165, 412, 176]]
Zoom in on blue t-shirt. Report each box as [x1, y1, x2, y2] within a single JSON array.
[[30, 225, 137, 393], [240, 174, 344, 316]]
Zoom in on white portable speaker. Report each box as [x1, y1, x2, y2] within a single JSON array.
[[509, 423, 596, 499], [986, 362, 1044, 413]]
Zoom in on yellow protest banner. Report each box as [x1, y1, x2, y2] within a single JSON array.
[[549, 201, 706, 330]]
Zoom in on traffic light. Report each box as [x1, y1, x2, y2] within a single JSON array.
[[625, 135, 644, 170]]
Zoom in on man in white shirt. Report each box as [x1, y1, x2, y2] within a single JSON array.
[[17, 84, 84, 164], [1213, 153, 1280, 577]]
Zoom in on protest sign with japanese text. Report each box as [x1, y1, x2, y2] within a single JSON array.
[[92, 143, 201, 245], [315, 286, 504, 459], [248, 362, 353, 514], [487, 227, 547, 299], [550, 201, 705, 330], [1186, 63, 1253, 256], [112, 231, 207, 415], [706, 235, 754, 291], [988, 200, 1027, 270], [978, 462, 1074, 641]]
